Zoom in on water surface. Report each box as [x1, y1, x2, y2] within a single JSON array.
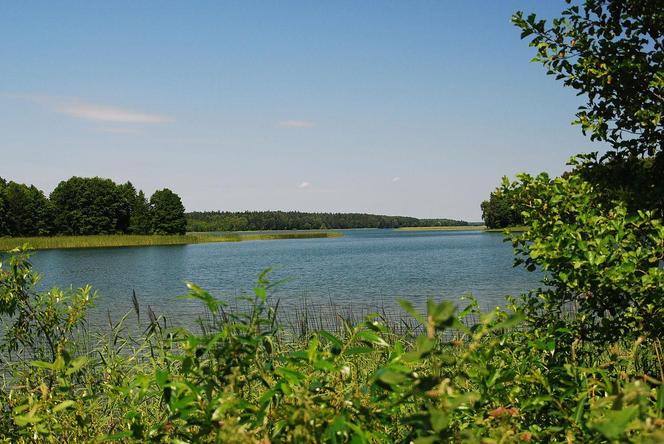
[[28, 229, 542, 326]]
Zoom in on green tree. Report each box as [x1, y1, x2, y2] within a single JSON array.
[[3, 181, 52, 236], [502, 170, 664, 342], [130, 190, 152, 234], [117, 182, 152, 234], [480, 191, 522, 229], [513, 1, 664, 216], [506, 0, 664, 345], [150, 188, 186, 234], [512, 0, 663, 158], [50, 177, 125, 235], [116, 181, 136, 233], [0, 178, 8, 236]]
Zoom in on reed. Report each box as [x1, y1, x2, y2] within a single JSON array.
[[396, 225, 485, 232], [0, 231, 342, 251]]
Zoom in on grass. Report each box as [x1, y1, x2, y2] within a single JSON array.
[[397, 225, 528, 233], [0, 231, 343, 252], [483, 225, 527, 232], [396, 225, 486, 231]]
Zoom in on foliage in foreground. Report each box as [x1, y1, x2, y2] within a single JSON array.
[[502, 165, 664, 344], [1, 252, 663, 443]]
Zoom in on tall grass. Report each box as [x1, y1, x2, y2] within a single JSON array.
[[0, 231, 342, 251], [1, 253, 663, 442], [396, 226, 486, 232]]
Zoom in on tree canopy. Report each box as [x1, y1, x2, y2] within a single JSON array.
[[501, 0, 664, 343], [150, 189, 187, 235], [0, 177, 187, 237], [480, 192, 522, 229], [513, 0, 663, 158], [186, 211, 469, 232]]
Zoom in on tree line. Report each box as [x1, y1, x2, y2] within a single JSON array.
[[186, 211, 470, 231], [0, 177, 186, 237]]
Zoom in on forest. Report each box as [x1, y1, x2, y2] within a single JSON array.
[[186, 211, 470, 231], [0, 177, 187, 236]]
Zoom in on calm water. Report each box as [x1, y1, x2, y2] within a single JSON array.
[[28, 229, 542, 326]]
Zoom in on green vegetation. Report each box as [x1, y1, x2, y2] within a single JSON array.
[[396, 226, 485, 232], [0, 0, 662, 442], [480, 191, 523, 229], [149, 189, 187, 235], [187, 211, 469, 231], [0, 232, 342, 252], [0, 176, 186, 237], [483, 226, 526, 233], [1, 251, 663, 443]]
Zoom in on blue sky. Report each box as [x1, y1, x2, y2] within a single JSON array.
[[0, 1, 598, 220]]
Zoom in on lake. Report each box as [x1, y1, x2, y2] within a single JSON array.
[[28, 229, 542, 328]]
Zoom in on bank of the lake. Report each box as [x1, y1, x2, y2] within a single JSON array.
[[397, 226, 528, 233], [396, 226, 486, 232], [483, 225, 527, 232], [0, 231, 342, 251]]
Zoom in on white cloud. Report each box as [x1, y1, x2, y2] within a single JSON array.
[[298, 181, 311, 189], [96, 127, 143, 134], [278, 120, 314, 128], [7, 93, 173, 124], [392, 176, 401, 182], [60, 101, 173, 123]]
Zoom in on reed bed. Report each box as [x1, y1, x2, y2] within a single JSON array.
[[139, 295, 483, 345], [396, 226, 486, 232], [0, 231, 342, 251]]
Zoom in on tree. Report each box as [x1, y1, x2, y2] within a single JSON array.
[[0, 178, 7, 236], [117, 182, 152, 235], [512, 0, 663, 158], [130, 190, 152, 235], [150, 189, 186, 235], [505, 0, 664, 344], [480, 191, 522, 229], [3, 182, 52, 236], [574, 152, 664, 218], [50, 177, 125, 235], [513, 0, 664, 216], [502, 171, 664, 342]]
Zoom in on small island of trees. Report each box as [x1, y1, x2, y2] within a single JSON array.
[[0, 177, 186, 237]]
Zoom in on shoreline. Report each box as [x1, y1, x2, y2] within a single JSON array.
[[0, 232, 343, 252], [396, 226, 486, 232]]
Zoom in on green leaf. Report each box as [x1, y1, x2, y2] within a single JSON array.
[[53, 400, 77, 413], [319, 330, 343, 350], [357, 330, 388, 347], [429, 408, 449, 432], [30, 360, 54, 370], [399, 299, 425, 324], [591, 405, 639, 440], [375, 368, 408, 386]]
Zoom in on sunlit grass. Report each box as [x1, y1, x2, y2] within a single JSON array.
[[396, 225, 486, 232], [0, 231, 343, 251], [483, 225, 527, 233]]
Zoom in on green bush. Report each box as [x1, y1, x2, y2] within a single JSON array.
[[1, 251, 663, 443], [501, 166, 664, 345]]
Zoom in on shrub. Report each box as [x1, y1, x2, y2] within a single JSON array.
[[501, 167, 664, 345], [1, 251, 663, 442]]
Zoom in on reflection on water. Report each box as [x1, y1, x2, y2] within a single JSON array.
[[28, 229, 542, 328]]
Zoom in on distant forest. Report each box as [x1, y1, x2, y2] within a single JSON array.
[[0, 176, 187, 237], [186, 211, 472, 231]]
